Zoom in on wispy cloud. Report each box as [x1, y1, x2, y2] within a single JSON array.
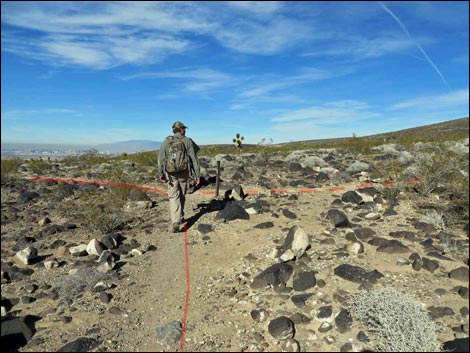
[[301, 35, 420, 59], [227, 1, 284, 15], [272, 100, 380, 124], [2, 108, 81, 120], [390, 89, 469, 110], [1, 2, 312, 69], [238, 67, 353, 99], [2, 1, 468, 74], [2, 30, 190, 69], [212, 16, 311, 55], [121, 68, 236, 94]]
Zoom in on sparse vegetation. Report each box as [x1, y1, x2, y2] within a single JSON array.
[[1, 158, 23, 183], [61, 189, 128, 235], [53, 268, 116, 308], [349, 287, 441, 352], [61, 148, 110, 166], [115, 150, 156, 168], [26, 158, 53, 175], [418, 209, 445, 229]]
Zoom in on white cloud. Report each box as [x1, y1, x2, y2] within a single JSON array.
[[121, 68, 235, 94], [227, 1, 284, 15], [2, 1, 467, 71], [43, 40, 114, 69], [1, 2, 313, 68], [212, 17, 311, 55], [271, 100, 379, 124], [391, 89, 469, 110]]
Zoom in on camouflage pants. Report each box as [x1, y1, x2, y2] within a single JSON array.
[[167, 170, 190, 225]]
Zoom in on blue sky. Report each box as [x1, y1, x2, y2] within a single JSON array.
[[1, 1, 469, 145]]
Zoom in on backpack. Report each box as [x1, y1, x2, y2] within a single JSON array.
[[164, 135, 189, 174]]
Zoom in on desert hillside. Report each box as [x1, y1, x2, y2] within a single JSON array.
[[1, 123, 469, 352]]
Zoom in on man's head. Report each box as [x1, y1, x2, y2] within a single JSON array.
[[172, 121, 188, 134]]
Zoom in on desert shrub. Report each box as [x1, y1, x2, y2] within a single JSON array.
[[412, 141, 436, 153], [397, 150, 414, 165], [371, 157, 403, 181], [345, 135, 379, 155], [53, 268, 116, 308], [418, 209, 445, 229], [317, 148, 337, 154], [346, 161, 370, 173], [445, 172, 469, 225], [67, 191, 128, 235], [443, 139, 469, 155], [349, 287, 441, 352], [371, 143, 399, 154], [302, 155, 329, 168], [382, 184, 401, 206], [117, 150, 157, 168], [200, 146, 221, 157], [102, 163, 145, 202], [26, 158, 53, 175], [78, 149, 110, 166], [404, 144, 465, 196], [1, 158, 23, 183], [399, 143, 468, 225], [319, 166, 339, 176]]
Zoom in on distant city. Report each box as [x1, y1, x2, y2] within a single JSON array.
[[1, 144, 110, 160], [1, 140, 162, 160]]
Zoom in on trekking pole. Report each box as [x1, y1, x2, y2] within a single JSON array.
[[215, 160, 220, 197]]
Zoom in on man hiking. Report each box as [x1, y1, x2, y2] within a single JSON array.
[[158, 121, 201, 233]]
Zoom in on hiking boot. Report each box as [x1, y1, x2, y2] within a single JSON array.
[[171, 222, 180, 233]]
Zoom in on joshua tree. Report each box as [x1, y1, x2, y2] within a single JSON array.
[[233, 133, 244, 154]]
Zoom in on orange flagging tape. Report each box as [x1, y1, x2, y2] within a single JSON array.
[[406, 178, 421, 183], [270, 189, 289, 194], [328, 186, 345, 191], [356, 183, 374, 189], [29, 176, 168, 196], [28, 176, 421, 199], [299, 189, 317, 193]]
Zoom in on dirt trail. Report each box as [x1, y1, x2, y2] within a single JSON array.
[[89, 183, 351, 352]]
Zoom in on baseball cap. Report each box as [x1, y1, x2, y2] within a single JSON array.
[[172, 121, 188, 129]]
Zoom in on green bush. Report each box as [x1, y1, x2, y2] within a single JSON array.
[[61, 189, 128, 235], [403, 144, 468, 222], [27, 158, 53, 175], [349, 287, 441, 352], [116, 150, 156, 168], [78, 149, 110, 166], [102, 163, 148, 202], [1, 158, 23, 183]]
